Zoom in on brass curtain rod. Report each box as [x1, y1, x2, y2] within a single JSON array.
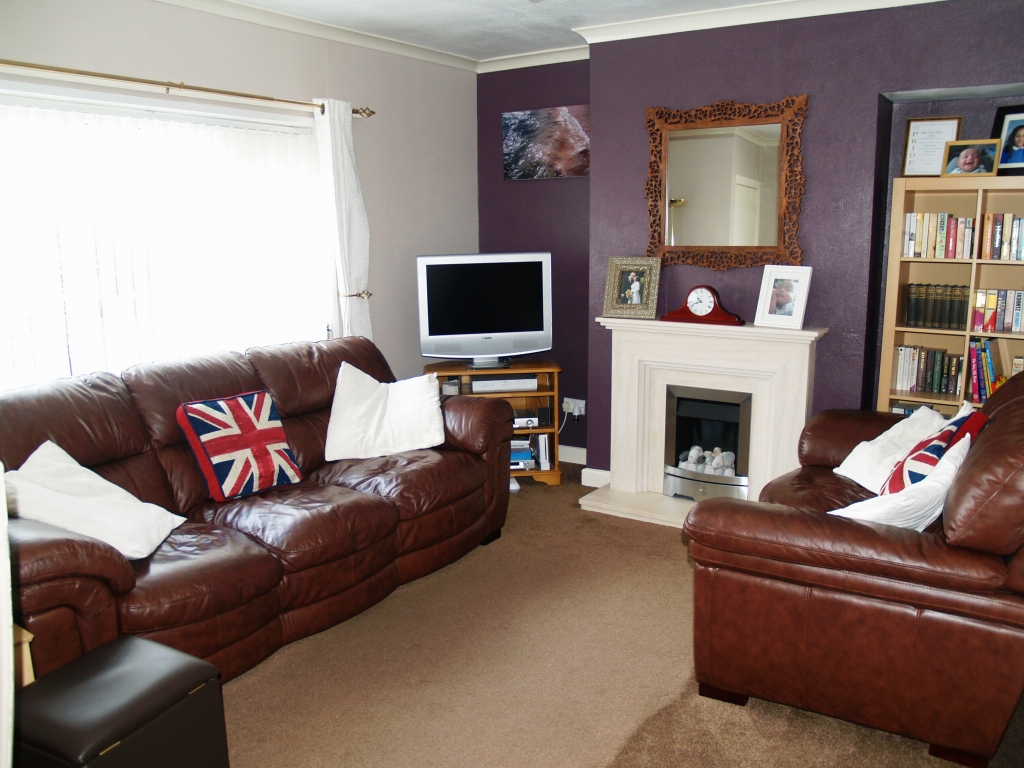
[[0, 59, 375, 117]]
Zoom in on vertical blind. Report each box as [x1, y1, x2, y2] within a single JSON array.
[[0, 102, 333, 392]]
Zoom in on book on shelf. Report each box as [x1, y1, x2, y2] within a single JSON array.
[[1013, 357, 1024, 378], [993, 216, 1004, 260], [973, 289, 986, 331], [1015, 291, 1024, 333], [927, 214, 939, 258], [935, 213, 947, 259], [970, 341, 982, 403], [1003, 214, 1014, 259], [982, 214, 994, 260], [915, 212, 925, 256], [1013, 218, 1022, 261], [984, 289, 998, 332], [945, 216, 958, 259], [996, 290, 1007, 332]]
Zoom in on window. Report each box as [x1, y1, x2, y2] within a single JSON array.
[[0, 88, 332, 391]]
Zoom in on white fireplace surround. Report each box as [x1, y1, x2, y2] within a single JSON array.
[[580, 318, 827, 527]]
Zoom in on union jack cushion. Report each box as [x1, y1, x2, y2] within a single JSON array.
[[175, 391, 303, 502], [880, 410, 988, 496]]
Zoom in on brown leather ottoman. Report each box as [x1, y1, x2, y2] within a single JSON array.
[[16, 636, 230, 767]]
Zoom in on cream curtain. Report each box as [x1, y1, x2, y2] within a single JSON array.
[[314, 99, 372, 340], [0, 102, 333, 392]]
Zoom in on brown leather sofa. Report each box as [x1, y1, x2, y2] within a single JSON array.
[[684, 373, 1024, 767], [2, 337, 513, 682]]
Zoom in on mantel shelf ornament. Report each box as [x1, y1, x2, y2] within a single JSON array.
[[645, 94, 808, 271]]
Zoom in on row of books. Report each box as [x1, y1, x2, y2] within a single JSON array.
[[966, 339, 1020, 403], [976, 213, 1024, 260], [901, 212, 975, 259], [894, 346, 963, 395], [901, 211, 1024, 260], [971, 288, 1024, 333], [902, 284, 970, 330]]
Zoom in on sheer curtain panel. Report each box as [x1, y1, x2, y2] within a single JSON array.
[[0, 102, 333, 392], [314, 99, 372, 340]]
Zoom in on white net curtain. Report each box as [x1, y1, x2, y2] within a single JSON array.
[[0, 102, 335, 392]]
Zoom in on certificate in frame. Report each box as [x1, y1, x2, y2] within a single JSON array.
[[903, 116, 962, 177]]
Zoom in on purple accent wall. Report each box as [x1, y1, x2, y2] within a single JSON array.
[[586, 0, 1024, 470], [478, 60, 591, 448]]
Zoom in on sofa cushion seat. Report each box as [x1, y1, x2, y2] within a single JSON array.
[[758, 466, 876, 513], [118, 522, 282, 634], [191, 485, 399, 572], [308, 449, 488, 520]]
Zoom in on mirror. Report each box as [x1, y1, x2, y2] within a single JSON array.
[[645, 95, 808, 270], [667, 125, 780, 247]]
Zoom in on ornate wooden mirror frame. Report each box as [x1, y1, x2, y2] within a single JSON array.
[[645, 94, 808, 271]]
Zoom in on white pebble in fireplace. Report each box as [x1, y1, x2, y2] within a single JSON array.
[[581, 318, 826, 528]]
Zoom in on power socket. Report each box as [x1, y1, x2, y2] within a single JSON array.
[[562, 398, 586, 420]]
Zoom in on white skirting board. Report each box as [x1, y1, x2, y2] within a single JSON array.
[[559, 445, 586, 465], [580, 467, 609, 488]]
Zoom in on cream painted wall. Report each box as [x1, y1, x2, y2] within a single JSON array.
[[0, 0, 478, 379]]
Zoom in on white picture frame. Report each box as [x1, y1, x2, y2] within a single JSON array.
[[754, 265, 812, 329], [903, 116, 961, 177]]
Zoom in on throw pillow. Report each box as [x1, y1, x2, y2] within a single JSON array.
[[830, 435, 971, 532], [176, 390, 303, 502], [880, 410, 988, 495], [324, 363, 444, 460], [4, 441, 185, 559], [833, 405, 947, 494]]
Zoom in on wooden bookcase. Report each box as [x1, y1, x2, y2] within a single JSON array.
[[423, 359, 562, 486], [878, 176, 1024, 416]]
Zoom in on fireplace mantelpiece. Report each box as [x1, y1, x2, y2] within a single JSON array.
[[580, 318, 827, 527]]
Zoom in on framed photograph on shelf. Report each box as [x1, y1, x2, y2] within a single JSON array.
[[991, 105, 1024, 176], [940, 139, 1000, 177], [601, 257, 661, 319], [754, 265, 812, 329], [903, 116, 961, 176]]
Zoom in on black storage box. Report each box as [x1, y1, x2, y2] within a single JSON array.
[[16, 636, 230, 768]]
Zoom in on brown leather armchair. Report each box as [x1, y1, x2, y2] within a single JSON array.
[[684, 374, 1024, 767]]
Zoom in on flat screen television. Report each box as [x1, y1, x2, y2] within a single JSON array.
[[417, 252, 552, 368]]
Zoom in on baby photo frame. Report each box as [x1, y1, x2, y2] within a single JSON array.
[[754, 265, 812, 329]]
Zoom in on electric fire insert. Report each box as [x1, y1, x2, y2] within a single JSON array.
[[663, 385, 750, 502]]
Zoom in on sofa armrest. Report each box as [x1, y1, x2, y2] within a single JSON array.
[[798, 409, 904, 468], [439, 395, 514, 455], [10, 518, 136, 595], [684, 498, 1006, 593]]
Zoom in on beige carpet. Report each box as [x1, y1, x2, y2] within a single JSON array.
[[223, 466, 1024, 767]]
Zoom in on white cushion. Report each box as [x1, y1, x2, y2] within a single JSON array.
[[833, 404, 957, 494], [829, 434, 970, 531], [324, 363, 445, 460], [5, 441, 185, 560]]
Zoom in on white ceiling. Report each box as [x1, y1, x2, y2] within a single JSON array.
[[159, 0, 949, 71], [223, 0, 756, 60]]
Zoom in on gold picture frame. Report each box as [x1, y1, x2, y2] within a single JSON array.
[[602, 257, 661, 319], [940, 139, 1000, 177]]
